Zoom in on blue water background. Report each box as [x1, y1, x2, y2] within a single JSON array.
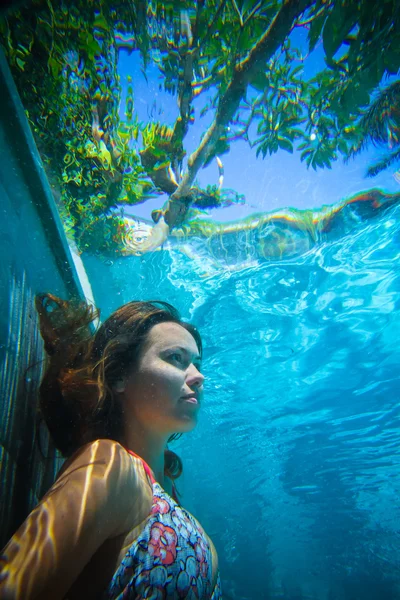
[[81, 198, 400, 599]]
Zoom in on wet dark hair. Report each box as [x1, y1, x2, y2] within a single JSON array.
[[35, 293, 202, 480]]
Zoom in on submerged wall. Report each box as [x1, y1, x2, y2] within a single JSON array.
[[0, 48, 93, 548]]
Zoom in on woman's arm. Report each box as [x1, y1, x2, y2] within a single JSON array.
[[0, 440, 140, 600]]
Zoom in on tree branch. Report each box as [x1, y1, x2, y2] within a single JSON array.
[[198, 0, 228, 50], [140, 0, 314, 250], [192, 0, 205, 41], [170, 3, 205, 159], [242, 1, 262, 28], [231, 0, 244, 26], [297, 6, 326, 27], [170, 0, 313, 201]]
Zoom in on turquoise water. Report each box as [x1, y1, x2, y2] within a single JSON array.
[[82, 200, 400, 599]]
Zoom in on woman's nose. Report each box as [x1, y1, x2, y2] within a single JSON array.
[[187, 364, 205, 388]]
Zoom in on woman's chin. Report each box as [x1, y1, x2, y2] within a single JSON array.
[[175, 415, 198, 433]]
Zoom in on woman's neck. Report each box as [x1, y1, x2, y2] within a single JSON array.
[[122, 424, 169, 485]]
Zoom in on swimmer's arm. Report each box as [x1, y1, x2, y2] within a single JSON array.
[[0, 440, 138, 600]]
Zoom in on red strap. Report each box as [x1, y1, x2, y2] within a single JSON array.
[[126, 449, 180, 502], [126, 449, 156, 484]]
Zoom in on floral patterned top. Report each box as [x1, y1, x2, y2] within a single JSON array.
[[104, 451, 222, 600]]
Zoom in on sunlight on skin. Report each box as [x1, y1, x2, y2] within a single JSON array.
[[0, 440, 153, 599], [76, 442, 117, 543], [1, 491, 58, 598]]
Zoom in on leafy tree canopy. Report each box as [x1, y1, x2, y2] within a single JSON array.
[[1, 0, 399, 254]]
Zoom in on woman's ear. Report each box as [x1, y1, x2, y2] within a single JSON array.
[[113, 379, 126, 393]]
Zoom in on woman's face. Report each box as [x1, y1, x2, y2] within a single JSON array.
[[121, 322, 204, 436]]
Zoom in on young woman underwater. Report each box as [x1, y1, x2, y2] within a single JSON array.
[[0, 294, 221, 599]]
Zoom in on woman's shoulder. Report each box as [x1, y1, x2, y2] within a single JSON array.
[[61, 440, 154, 537], [56, 439, 153, 531], [0, 442, 152, 599], [57, 439, 133, 481]]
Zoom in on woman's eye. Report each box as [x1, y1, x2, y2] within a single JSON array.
[[170, 353, 183, 364]]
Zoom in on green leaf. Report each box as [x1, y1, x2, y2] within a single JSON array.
[[277, 137, 293, 153], [340, 83, 370, 114], [323, 4, 359, 60], [290, 127, 306, 139], [291, 64, 304, 77], [384, 49, 400, 75], [300, 148, 313, 161], [16, 57, 25, 70], [308, 11, 328, 52], [200, 103, 210, 118], [337, 139, 348, 155], [48, 57, 61, 77], [352, 84, 370, 108], [255, 144, 264, 158]]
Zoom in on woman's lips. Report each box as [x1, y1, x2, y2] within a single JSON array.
[[182, 396, 198, 404]]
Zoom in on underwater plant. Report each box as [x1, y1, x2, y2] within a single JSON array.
[[1, 0, 400, 254]]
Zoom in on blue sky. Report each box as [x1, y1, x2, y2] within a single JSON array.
[[117, 26, 399, 224]]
